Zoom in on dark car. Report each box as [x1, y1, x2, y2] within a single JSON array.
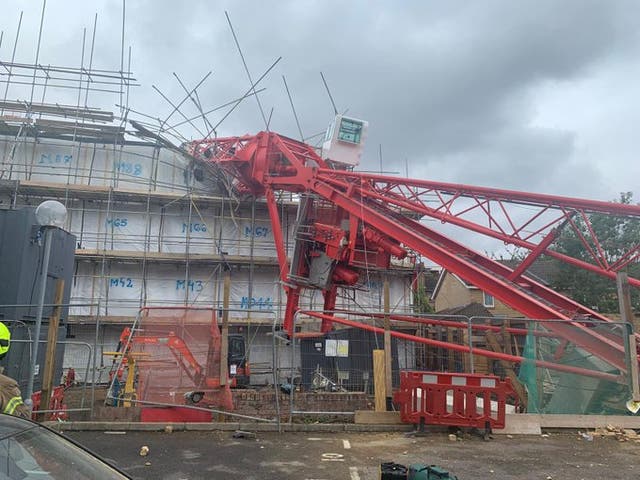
[[0, 414, 129, 479]]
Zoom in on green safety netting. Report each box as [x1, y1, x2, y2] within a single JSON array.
[[518, 322, 633, 415]]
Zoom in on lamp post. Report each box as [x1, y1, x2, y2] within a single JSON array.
[[24, 200, 67, 406]]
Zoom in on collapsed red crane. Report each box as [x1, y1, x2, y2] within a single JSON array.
[[189, 131, 640, 380]]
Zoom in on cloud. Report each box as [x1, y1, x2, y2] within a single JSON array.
[[2, 0, 639, 204]]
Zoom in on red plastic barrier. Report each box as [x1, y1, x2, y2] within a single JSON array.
[[393, 371, 515, 430], [31, 386, 68, 421]]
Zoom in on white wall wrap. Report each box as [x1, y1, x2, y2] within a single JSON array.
[[0, 137, 218, 195], [65, 203, 291, 258], [145, 264, 216, 307], [227, 269, 279, 319]]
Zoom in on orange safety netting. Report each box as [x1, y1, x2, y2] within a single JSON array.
[[131, 307, 233, 410]]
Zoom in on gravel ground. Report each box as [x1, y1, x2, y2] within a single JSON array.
[[66, 429, 640, 480]]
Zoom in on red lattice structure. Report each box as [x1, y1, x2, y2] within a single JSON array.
[[131, 307, 233, 411], [188, 131, 640, 382]]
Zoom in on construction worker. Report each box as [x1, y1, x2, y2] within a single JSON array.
[[0, 322, 30, 418]]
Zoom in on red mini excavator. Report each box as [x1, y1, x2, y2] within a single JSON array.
[[111, 308, 249, 410]]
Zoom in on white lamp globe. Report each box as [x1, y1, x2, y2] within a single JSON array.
[[35, 200, 67, 228]]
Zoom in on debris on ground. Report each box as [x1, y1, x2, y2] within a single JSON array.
[[280, 383, 293, 394], [588, 425, 640, 442], [578, 431, 593, 441], [139, 445, 150, 456], [233, 430, 257, 439]]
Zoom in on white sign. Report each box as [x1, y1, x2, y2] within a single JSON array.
[[325, 339, 349, 357], [325, 339, 337, 357], [337, 340, 349, 357]]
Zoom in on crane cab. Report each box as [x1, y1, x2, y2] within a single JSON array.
[[228, 333, 250, 387], [321, 114, 368, 167]]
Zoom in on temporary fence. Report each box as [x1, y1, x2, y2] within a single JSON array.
[[10, 338, 94, 419], [282, 310, 638, 419], [467, 316, 636, 415], [107, 307, 232, 410], [1, 302, 637, 422]]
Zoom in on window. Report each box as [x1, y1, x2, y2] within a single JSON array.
[[337, 118, 363, 144], [483, 292, 495, 308], [65, 324, 76, 339], [324, 119, 336, 142]]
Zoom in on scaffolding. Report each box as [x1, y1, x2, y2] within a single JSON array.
[[0, 9, 415, 390]]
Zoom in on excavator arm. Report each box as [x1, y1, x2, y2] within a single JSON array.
[[120, 327, 206, 386]]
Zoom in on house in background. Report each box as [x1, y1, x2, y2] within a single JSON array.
[[431, 259, 558, 317], [428, 261, 558, 381], [431, 270, 519, 317]]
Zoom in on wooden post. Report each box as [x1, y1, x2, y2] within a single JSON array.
[[383, 279, 392, 410], [373, 349, 386, 412], [617, 272, 640, 401], [38, 279, 64, 421], [503, 321, 513, 356], [219, 271, 230, 387], [485, 330, 528, 408], [617, 272, 639, 332]]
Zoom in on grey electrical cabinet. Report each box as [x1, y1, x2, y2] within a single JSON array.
[[0, 207, 76, 391]]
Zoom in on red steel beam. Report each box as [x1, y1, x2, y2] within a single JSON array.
[[337, 310, 558, 338], [390, 214, 613, 322], [265, 187, 289, 282], [508, 222, 565, 282]]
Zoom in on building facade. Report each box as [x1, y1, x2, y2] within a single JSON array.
[[0, 109, 415, 386]]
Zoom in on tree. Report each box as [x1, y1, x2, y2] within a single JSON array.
[[551, 192, 640, 313], [413, 285, 434, 314]]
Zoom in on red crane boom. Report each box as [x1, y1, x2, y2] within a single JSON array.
[[189, 131, 640, 378]]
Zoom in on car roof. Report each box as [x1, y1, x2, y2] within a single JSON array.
[[0, 413, 37, 434], [0, 413, 37, 438]]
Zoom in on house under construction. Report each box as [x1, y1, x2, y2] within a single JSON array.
[[0, 62, 416, 388]]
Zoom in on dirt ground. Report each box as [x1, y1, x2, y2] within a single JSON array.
[[66, 429, 640, 480]]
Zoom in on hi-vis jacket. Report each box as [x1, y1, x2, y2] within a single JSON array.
[[0, 373, 29, 419]]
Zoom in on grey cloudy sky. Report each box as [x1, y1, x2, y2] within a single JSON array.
[[2, 0, 639, 204]]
